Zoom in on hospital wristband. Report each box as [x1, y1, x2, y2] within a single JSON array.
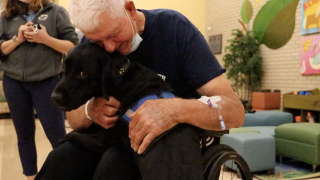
[[85, 99, 93, 121], [198, 96, 226, 130]]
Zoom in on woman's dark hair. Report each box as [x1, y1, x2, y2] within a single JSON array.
[[2, 0, 51, 18]]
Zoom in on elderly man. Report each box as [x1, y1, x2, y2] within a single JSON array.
[[35, 0, 244, 179]]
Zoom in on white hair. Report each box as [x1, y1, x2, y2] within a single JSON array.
[[69, 0, 126, 32]]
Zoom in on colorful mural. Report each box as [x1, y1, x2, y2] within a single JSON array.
[[240, 0, 320, 75], [300, 34, 320, 74], [301, 0, 320, 35], [251, 0, 299, 49]]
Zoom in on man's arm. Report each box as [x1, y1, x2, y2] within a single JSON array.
[[66, 105, 93, 131], [186, 74, 245, 129], [66, 74, 245, 153], [129, 74, 245, 154]]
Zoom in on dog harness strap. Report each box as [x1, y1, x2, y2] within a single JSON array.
[[122, 91, 175, 122]]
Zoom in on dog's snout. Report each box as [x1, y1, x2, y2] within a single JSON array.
[[51, 91, 66, 107]]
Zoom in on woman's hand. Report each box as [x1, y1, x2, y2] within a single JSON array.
[[22, 23, 75, 54], [23, 24, 50, 44], [16, 22, 33, 44]]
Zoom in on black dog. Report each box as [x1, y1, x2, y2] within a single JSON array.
[[51, 42, 174, 123], [51, 43, 176, 153]]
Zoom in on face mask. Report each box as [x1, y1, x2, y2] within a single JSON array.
[[130, 33, 143, 54], [125, 10, 142, 54]]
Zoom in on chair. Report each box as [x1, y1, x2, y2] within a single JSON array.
[[275, 123, 320, 172]]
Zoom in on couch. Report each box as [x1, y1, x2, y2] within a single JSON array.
[[275, 123, 320, 172], [222, 111, 293, 173]]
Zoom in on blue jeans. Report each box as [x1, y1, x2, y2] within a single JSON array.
[[3, 74, 66, 176]]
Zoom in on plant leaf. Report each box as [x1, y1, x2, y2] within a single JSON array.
[[253, 0, 299, 49], [241, 0, 253, 24]]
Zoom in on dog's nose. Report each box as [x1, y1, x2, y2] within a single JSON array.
[[51, 91, 66, 107]]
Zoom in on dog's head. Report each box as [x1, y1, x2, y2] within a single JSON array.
[[51, 43, 128, 111]]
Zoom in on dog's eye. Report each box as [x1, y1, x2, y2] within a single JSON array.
[[79, 72, 88, 78]]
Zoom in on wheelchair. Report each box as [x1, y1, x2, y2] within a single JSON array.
[[200, 130, 253, 180]]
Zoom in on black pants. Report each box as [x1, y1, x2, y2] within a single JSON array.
[[3, 74, 66, 176], [35, 123, 204, 180]]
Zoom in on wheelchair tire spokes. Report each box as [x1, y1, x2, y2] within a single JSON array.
[[202, 144, 252, 180], [202, 144, 235, 174], [209, 152, 253, 180]]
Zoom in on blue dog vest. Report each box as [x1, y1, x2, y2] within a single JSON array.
[[122, 91, 175, 122]]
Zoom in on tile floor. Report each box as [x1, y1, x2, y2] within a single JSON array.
[[0, 119, 318, 180]]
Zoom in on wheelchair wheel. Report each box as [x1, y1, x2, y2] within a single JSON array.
[[203, 144, 252, 180]]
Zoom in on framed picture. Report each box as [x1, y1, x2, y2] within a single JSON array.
[[301, 0, 320, 35], [208, 34, 222, 54], [300, 34, 320, 74]]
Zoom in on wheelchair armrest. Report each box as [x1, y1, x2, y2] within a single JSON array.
[[199, 130, 229, 150]]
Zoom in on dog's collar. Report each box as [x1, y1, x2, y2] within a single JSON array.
[[119, 59, 130, 75], [122, 91, 175, 122]]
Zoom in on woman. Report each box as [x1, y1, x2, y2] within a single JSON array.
[[0, 0, 79, 179]]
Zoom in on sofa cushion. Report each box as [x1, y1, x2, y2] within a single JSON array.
[[244, 111, 293, 127], [229, 127, 260, 134], [275, 123, 320, 166], [248, 126, 276, 136], [275, 123, 320, 145], [222, 132, 275, 172]]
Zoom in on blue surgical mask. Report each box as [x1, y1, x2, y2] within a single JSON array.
[[125, 10, 143, 54]]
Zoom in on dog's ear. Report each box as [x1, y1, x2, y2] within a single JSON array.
[[101, 52, 126, 101]]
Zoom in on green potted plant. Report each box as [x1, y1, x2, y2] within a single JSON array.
[[223, 29, 263, 103], [222, 0, 299, 107]]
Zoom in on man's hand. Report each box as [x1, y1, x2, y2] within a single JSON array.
[[129, 98, 179, 154], [88, 97, 121, 129]]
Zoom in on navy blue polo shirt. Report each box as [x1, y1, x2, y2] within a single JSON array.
[[82, 9, 225, 99]]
